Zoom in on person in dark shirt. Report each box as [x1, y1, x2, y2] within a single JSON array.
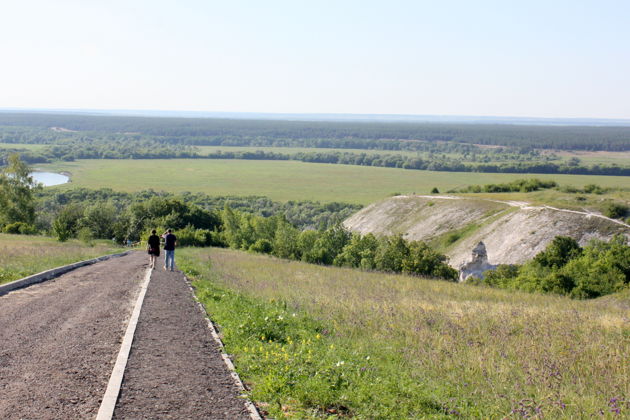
[[147, 229, 161, 269], [162, 228, 177, 271]]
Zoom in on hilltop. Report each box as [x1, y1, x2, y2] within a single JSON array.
[[344, 195, 630, 268]]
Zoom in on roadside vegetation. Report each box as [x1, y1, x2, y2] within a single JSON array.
[[0, 234, 123, 285], [179, 247, 630, 418]]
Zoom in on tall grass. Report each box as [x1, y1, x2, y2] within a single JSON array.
[[0, 234, 124, 285], [180, 247, 629, 418]]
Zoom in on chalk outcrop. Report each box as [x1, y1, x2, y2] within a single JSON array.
[[458, 241, 497, 282], [344, 195, 630, 268]]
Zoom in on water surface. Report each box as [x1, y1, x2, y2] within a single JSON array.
[[31, 172, 69, 186]]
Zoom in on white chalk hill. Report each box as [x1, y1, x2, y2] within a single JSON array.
[[343, 195, 630, 269]]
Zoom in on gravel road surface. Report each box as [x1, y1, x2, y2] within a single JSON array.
[[113, 266, 251, 419], [0, 252, 146, 420]]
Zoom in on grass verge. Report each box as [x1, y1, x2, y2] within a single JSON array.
[[179, 247, 630, 419], [0, 233, 124, 285]]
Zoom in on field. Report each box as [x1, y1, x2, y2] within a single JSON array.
[[179, 247, 630, 418], [0, 234, 124, 285], [38, 159, 630, 204], [196, 145, 427, 157], [550, 150, 630, 166], [0, 142, 46, 151]]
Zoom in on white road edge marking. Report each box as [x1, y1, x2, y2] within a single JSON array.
[[96, 267, 152, 420], [185, 277, 263, 420]]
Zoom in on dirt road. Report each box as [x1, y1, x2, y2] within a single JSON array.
[[0, 252, 145, 419], [0, 251, 253, 419], [113, 264, 251, 419]]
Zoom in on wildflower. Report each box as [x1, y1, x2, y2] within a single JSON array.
[[336, 361, 345, 367], [365, 356, 370, 360], [277, 315, 284, 320]]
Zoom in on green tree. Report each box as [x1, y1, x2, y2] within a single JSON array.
[[375, 235, 409, 272], [82, 202, 118, 238], [533, 236, 582, 269], [333, 233, 379, 269], [273, 218, 300, 260], [297, 230, 320, 263], [402, 241, 458, 280], [0, 154, 40, 228], [52, 204, 84, 241]]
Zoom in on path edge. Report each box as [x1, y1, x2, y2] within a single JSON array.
[[184, 275, 264, 420], [0, 250, 133, 297], [96, 267, 153, 420]]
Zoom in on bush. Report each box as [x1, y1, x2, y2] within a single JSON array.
[[2, 222, 37, 235], [249, 239, 273, 253], [402, 241, 457, 280], [477, 235, 630, 299], [52, 204, 84, 241], [533, 236, 582, 268], [77, 227, 95, 246], [603, 202, 629, 220], [583, 184, 605, 194]]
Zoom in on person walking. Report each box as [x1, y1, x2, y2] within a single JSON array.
[[163, 228, 177, 271], [147, 229, 161, 269]]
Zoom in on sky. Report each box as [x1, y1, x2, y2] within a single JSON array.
[[1, 0, 629, 119]]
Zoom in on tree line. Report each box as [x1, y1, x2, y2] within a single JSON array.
[[1, 112, 629, 151], [4, 143, 629, 177]]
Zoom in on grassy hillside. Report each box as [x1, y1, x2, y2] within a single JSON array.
[[38, 159, 630, 204], [180, 247, 629, 419], [0, 234, 124, 285]]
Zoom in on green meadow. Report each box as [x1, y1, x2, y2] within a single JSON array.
[[0, 234, 124, 285], [180, 247, 630, 418], [196, 145, 426, 157], [38, 159, 630, 204], [0, 142, 46, 151]]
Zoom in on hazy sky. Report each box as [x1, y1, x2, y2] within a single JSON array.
[[1, 0, 629, 118]]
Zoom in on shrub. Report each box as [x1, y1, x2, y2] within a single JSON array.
[[2, 222, 37, 235], [533, 236, 582, 268], [249, 238, 273, 253], [402, 241, 458, 280], [52, 204, 84, 241], [603, 202, 629, 220], [77, 227, 95, 246], [477, 235, 630, 299]]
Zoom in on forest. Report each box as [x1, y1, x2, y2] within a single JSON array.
[[2, 124, 630, 175], [1, 112, 630, 151]]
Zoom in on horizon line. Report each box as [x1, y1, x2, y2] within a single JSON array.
[[1, 107, 630, 126]]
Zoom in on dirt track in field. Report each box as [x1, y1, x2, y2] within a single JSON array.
[[0, 251, 253, 419]]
